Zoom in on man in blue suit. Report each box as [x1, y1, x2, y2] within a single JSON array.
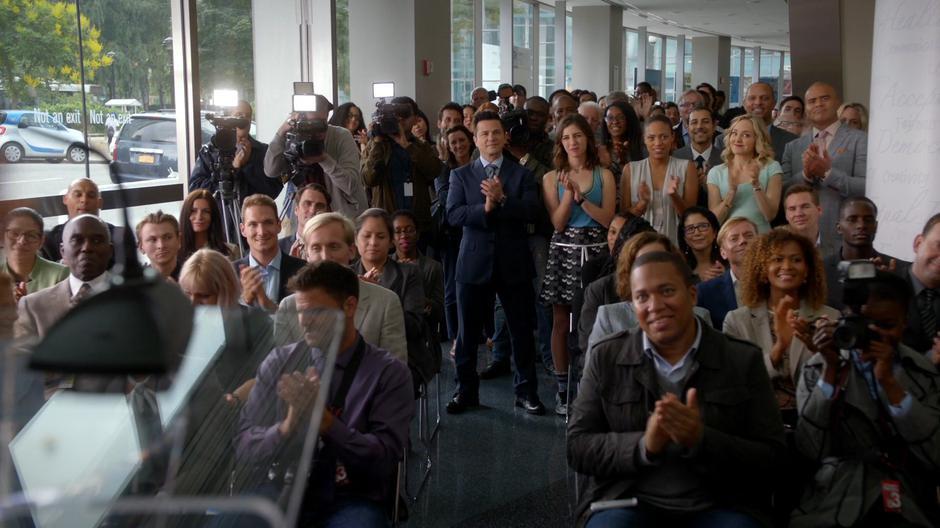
[[445, 111, 544, 415], [782, 82, 867, 251], [696, 217, 758, 329]]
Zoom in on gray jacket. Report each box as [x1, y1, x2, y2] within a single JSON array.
[[567, 324, 786, 526], [793, 344, 940, 527]]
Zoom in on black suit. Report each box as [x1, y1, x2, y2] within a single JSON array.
[[445, 157, 539, 400], [895, 261, 939, 354], [695, 269, 737, 329], [232, 251, 306, 304]]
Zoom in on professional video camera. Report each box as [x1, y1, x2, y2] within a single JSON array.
[[832, 260, 879, 349], [501, 109, 530, 147], [205, 113, 250, 180], [284, 118, 328, 161], [370, 101, 411, 138]]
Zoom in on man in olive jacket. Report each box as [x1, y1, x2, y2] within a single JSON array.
[[567, 251, 785, 527]]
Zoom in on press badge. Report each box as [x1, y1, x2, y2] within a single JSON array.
[[881, 479, 901, 512], [404, 182, 414, 197]]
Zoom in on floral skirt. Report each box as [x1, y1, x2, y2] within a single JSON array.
[[539, 226, 606, 306]]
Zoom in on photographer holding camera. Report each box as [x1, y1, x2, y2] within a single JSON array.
[[264, 94, 368, 221], [792, 268, 940, 527], [362, 96, 440, 243], [190, 100, 283, 206]]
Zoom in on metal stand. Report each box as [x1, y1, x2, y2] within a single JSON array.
[[216, 178, 245, 257]]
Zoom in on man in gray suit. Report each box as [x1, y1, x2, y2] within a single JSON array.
[[15, 215, 113, 340], [782, 82, 867, 250], [273, 212, 407, 362]]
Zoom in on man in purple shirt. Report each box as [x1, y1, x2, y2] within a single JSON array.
[[236, 260, 413, 526]]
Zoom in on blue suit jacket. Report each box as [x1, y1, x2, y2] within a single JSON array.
[[445, 158, 537, 285], [696, 269, 737, 329]]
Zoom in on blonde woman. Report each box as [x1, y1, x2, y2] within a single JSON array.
[[707, 115, 783, 232], [837, 102, 868, 132]]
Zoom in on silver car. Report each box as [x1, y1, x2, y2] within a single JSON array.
[[0, 110, 88, 163]]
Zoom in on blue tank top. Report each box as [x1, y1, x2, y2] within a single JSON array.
[[557, 167, 603, 228]]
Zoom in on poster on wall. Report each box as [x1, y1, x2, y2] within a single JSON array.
[[867, 0, 940, 260]]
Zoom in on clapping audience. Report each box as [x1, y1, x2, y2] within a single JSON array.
[[9, 76, 939, 528]]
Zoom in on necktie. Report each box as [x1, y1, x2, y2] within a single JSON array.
[[815, 129, 829, 153], [70, 282, 91, 306], [921, 288, 938, 340], [694, 155, 705, 170], [485, 164, 498, 180]]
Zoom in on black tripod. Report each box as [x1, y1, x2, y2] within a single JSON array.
[[211, 153, 246, 257]]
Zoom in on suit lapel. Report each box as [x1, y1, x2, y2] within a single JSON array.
[[749, 306, 773, 352]]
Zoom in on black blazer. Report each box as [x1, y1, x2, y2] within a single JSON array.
[[895, 261, 936, 353], [568, 324, 785, 526], [445, 157, 538, 285], [695, 270, 737, 329], [233, 251, 306, 303]]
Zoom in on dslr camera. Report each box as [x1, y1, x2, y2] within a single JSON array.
[[832, 260, 879, 349]]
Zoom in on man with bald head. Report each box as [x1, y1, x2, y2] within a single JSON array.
[[41, 178, 122, 263], [782, 82, 867, 250], [16, 215, 114, 340], [741, 82, 797, 162]]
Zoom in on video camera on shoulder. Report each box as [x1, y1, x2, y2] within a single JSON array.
[[284, 82, 330, 162], [501, 109, 529, 147], [833, 260, 879, 349]]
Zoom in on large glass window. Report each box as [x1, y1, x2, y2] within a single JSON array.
[[624, 30, 639, 92], [683, 38, 693, 91], [664, 37, 677, 102], [782, 52, 792, 96], [335, 0, 350, 103], [0, 0, 184, 231], [451, 0, 475, 102], [760, 49, 781, 96], [197, 0, 256, 110], [729, 46, 742, 104], [513, 1, 532, 49], [743, 47, 755, 102], [481, 0, 501, 90], [565, 13, 572, 89], [537, 5, 555, 98]]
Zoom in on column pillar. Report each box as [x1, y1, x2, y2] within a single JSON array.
[[570, 5, 623, 95], [554, 0, 566, 90], [691, 35, 731, 96], [347, 0, 417, 108]]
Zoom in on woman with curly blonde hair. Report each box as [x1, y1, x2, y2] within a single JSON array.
[[723, 228, 838, 411], [706, 115, 783, 232]]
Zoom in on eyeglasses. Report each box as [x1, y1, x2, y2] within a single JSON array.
[[394, 226, 417, 236], [5, 229, 41, 243], [684, 223, 711, 235]]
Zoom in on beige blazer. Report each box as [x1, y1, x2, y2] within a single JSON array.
[[723, 302, 840, 382], [274, 279, 407, 363], [14, 280, 72, 340]]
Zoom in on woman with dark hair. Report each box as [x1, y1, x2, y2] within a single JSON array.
[[329, 102, 368, 147], [723, 228, 837, 411], [540, 113, 616, 416], [353, 208, 426, 318], [598, 100, 644, 178], [411, 110, 432, 144], [621, 114, 698, 246], [678, 206, 726, 282], [461, 104, 476, 132], [179, 189, 239, 263]]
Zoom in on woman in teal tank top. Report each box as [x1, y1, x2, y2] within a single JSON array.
[[539, 114, 616, 415]]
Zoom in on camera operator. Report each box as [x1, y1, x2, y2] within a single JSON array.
[[190, 100, 283, 205], [264, 95, 368, 221], [792, 269, 940, 527], [362, 96, 440, 244]]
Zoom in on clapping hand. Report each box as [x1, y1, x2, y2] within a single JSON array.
[[666, 175, 681, 196], [656, 390, 704, 450], [744, 159, 761, 187], [481, 176, 505, 212], [361, 266, 382, 284], [871, 255, 897, 272], [276, 367, 321, 436], [239, 266, 263, 305], [700, 261, 725, 281]]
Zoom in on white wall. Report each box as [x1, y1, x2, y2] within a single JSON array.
[[414, 0, 452, 116], [691, 36, 731, 96], [251, 0, 304, 142], [867, 0, 940, 260], [348, 0, 417, 109]]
